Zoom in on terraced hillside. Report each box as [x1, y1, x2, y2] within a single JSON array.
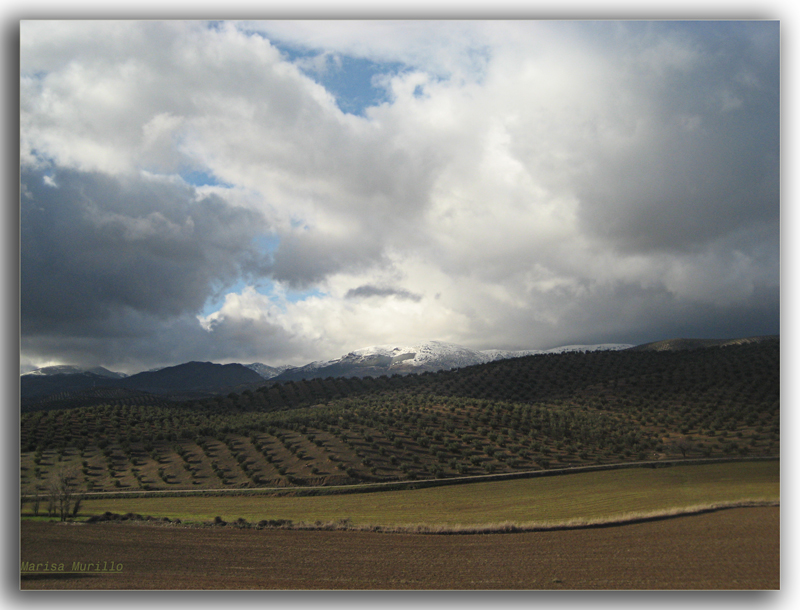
[[20, 338, 779, 494]]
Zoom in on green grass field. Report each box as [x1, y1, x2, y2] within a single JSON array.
[[73, 460, 778, 527]]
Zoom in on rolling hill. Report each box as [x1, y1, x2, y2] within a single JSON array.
[[20, 336, 779, 492]]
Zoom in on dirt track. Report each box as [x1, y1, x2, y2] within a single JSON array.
[[20, 507, 779, 590]]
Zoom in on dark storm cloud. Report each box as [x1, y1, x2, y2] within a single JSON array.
[[574, 21, 779, 254], [344, 285, 423, 301], [269, 230, 387, 288], [21, 168, 270, 338], [479, 277, 779, 354]]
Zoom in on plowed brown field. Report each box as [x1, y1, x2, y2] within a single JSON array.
[[20, 507, 778, 590]]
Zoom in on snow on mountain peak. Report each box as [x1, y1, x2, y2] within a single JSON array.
[[273, 340, 635, 381]]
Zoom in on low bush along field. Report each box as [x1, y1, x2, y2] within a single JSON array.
[[63, 460, 778, 527]]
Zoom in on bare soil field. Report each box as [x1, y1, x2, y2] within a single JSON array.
[[20, 506, 778, 590]]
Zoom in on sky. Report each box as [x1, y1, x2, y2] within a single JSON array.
[[19, 19, 780, 374]]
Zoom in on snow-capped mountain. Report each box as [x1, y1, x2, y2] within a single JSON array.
[[21, 342, 634, 385], [273, 340, 633, 381], [22, 365, 127, 379]]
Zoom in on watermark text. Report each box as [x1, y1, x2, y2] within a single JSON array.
[[21, 560, 124, 573]]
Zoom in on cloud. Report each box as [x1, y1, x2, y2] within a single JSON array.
[[344, 285, 423, 301], [20, 20, 780, 372], [21, 166, 270, 341]]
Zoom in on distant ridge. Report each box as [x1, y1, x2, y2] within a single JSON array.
[[21, 361, 265, 408], [630, 335, 778, 352], [117, 361, 264, 393]]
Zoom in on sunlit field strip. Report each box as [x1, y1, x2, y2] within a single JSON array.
[[76, 461, 778, 526]]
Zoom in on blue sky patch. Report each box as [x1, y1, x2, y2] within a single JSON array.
[[285, 285, 326, 304], [274, 43, 407, 116], [182, 169, 231, 188], [253, 234, 281, 258]]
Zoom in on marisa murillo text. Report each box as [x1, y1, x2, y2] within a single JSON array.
[[21, 561, 123, 573]]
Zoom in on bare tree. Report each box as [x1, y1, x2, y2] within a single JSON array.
[[48, 466, 79, 521]]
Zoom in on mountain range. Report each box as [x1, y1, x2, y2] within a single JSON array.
[[35, 337, 766, 410], [22, 340, 633, 387]]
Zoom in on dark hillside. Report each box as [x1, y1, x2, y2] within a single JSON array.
[[21, 387, 164, 413], [629, 335, 777, 352], [118, 362, 264, 393]]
